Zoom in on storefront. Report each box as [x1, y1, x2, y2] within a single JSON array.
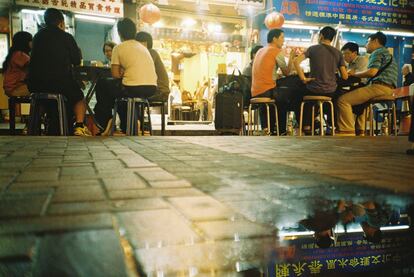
[[254, 0, 414, 86], [136, 0, 262, 122]]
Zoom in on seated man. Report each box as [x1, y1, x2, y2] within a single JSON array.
[[402, 64, 413, 86], [135, 31, 170, 103], [94, 18, 157, 134], [341, 42, 368, 87], [28, 8, 89, 136], [294, 26, 348, 133], [337, 32, 398, 136], [251, 29, 297, 134]]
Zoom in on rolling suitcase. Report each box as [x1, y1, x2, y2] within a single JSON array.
[[214, 84, 244, 135]]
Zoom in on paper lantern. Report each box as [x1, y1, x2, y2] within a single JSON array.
[[264, 12, 285, 29], [139, 3, 161, 25]]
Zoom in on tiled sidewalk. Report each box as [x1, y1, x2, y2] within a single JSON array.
[[0, 136, 413, 276]]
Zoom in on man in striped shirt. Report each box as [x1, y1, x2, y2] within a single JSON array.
[[337, 32, 398, 136]]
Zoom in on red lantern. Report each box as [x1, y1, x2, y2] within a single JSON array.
[[139, 3, 161, 25], [264, 12, 285, 29]]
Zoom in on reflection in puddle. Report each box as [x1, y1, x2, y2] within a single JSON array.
[[130, 194, 413, 276]]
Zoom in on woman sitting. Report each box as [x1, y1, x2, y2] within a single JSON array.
[[3, 31, 33, 97]]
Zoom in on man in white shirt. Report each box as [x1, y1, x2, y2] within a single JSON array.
[[94, 18, 157, 134]]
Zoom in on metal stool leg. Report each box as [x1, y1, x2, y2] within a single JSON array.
[[9, 98, 16, 135], [319, 101, 324, 136], [299, 101, 305, 136], [126, 99, 133, 136], [146, 101, 152, 136], [370, 104, 374, 136], [329, 101, 335, 136], [272, 103, 279, 136], [248, 104, 252, 135], [266, 104, 271, 135], [311, 104, 315, 136], [111, 99, 118, 135], [392, 102, 397, 136], [161, 102, 165, 136]]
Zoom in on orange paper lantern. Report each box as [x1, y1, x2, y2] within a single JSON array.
[[264, 12, 285, 29], [139, 3, 161, 25]]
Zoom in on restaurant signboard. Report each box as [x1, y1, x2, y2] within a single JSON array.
[[272, 0, 414, 30], [16, 0, 124, 17]]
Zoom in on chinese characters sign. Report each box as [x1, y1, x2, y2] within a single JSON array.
[[273, 0, 414, 30], [16, 0, 123, 17], [268, 232, 414, 276]]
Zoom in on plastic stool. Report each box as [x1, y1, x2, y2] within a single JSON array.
[[299, 95, 335, 136], [364, 95, 397, 136], [112, 97, 152, 136], [247, 97, 279, 136], [8, 96, 31, 135], [28, 93, 68, 136]]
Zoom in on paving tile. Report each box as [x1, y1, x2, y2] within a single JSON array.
[[103, 177, 147, 190], [11, 179, 101, 188], [108, 188, 206, 200], [168, 196, 235, 221], [53, 185, 106, 203], [135, 168, 179, 181], [17, 170, 59, 182], [119, 209, 200, 248], [0, 195, 50, 218], [149, 179, 192, 188], [0, 213, 113, 234], [195, 219, 275, 240], [32, 229, 128, 277], [0, 235, 36, 259], [48, 198, 167, 215]]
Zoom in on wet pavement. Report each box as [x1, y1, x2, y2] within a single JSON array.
[[0, 136, 413, 277]]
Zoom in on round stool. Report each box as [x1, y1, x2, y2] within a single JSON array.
[[299, 95, 335, 136], [247, 97, 279, 136], [364, 95, 397, 136], [111, 97, 152, 136], [28, 93, 68, 136]]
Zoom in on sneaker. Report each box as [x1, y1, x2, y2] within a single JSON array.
[[74, 125, 92, 136]]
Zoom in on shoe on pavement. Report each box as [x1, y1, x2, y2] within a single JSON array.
[[74, 125, 92, 136]]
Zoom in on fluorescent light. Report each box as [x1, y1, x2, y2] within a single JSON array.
[[153, 20, 164, 28], [350, 28, 378, 34], [339, 28, 350, 32], [279, 231, 314, 237], [279, 225, 409, 237], [380, 225, 409, 231], [283, 24, 319, 30], [21, 9, 44, 15], [74, 14, 116, 24], [383, 31, 414, 37], [207, 23, 222, 33], [181, 18, 197, 28]]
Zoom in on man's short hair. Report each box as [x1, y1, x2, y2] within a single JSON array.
[[341, 42, 359, 55], [320, 26, 336, 41], [402, 64, 412, 73], [267, 29, 284, 44], [365, 229, 383, 243], [250, 45, 263, 60], [44, 8, 64, 27], [315, 235, 334, 249], [117, 18, 136, 40], [135, 31, 153, 49], [368, 32, 387, 46]]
